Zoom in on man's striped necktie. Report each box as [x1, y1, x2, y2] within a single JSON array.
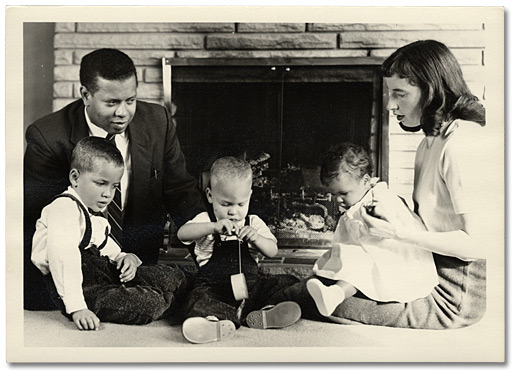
[[105, 133, 124, 248]]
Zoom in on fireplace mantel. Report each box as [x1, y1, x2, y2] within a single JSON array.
[[162, 56, 385, 111], [163, 56, 385, 67]]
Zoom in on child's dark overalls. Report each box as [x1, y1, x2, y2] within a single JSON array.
[[44, 193, 187, 325], [182, 210, 300, 328]]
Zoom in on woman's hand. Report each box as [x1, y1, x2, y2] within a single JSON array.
[[360, 205, 407, 241]]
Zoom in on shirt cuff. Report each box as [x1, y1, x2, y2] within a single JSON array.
[[63, 296, 89, 315]]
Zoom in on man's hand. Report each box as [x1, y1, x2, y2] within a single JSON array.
[[71, 309, 100, 331], [117, 253, 140, 283]]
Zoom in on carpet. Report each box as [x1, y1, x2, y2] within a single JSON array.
[[13, 309, 500, 363]]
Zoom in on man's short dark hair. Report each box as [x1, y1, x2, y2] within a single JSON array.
[[80, 48, 137, 93]]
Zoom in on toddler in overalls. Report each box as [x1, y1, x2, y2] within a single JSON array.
[[31, 137, 187, 330], [178, 156, 301, 344]]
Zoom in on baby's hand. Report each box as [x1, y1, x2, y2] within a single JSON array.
[[71, 309, 100, 331], [238, 226, 258, 244], [117, 254, 139, 283], [214, 219, 238, 236]]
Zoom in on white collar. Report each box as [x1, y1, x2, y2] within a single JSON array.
[[65, 186, 88, 210], [344, 178, 381, 219], [84, 107, 127, 140]]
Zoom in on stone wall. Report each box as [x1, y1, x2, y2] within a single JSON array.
[[52, 22, 488, 200]]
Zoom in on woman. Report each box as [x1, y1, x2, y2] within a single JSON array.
[[285, 40, 489, 330]]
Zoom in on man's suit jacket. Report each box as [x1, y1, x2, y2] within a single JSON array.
[[24, 99, 205, 267]]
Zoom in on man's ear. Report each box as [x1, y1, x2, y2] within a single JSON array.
[[69, 168, 80, 187], [205, 187, 213, 203], [79, 86, 91, 106]]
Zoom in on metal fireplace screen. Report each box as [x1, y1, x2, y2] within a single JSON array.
[[164, 59, 384, 248]]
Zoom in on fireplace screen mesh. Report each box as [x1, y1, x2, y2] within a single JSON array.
[[247, 153, 338, 247], [167, 63, 383, 249]]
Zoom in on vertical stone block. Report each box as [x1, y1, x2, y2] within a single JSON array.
[[207, 33, 337, 50], [137, 82, 163, 100], [371, 48, 484, 66], [55, 33, 204, 49], [143, 67, 162, 83], [53, 82, 73, 98], [73, 49, 175, 65], [308, 24, 367, 32], [55, 23, 75, 32], [237, 23, 306, 33], [54, 65, 80, 81], [76, 22, 234, 33], [340, 30, 485, 49], [72, 83, 83, 98], [54, 50, 73, 65]]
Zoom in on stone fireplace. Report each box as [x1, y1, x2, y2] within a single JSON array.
[[45, 21, 486, 252], [163, 56, 386, 248]]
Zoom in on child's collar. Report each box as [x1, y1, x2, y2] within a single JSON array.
[[344, 178, 381, 219]]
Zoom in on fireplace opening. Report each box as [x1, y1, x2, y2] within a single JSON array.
[[164, 59, 386, 248]]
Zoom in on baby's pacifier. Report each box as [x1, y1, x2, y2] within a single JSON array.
[[231, 272, 248, 300]]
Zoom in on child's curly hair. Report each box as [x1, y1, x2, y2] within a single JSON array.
[[320, 143, 373, 186]]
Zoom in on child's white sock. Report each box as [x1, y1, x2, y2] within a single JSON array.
[[306, 278, 345, 317]]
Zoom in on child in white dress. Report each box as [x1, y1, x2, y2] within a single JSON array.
[[307, 143, 439, 316]]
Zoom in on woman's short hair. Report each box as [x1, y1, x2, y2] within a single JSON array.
[[71, 136, 124, 173], [382, 39, 485, 136]]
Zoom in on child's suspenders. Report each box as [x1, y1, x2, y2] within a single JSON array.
[[50, 193, 109, 251], [187, 212, 251, 270]]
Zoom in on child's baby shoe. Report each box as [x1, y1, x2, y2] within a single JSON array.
[[246, 301, 301, 329], [306, 278, 344, 317], [182, 316, 236, 344]]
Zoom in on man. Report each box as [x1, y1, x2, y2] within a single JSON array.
[[24, 48, 205, 310]]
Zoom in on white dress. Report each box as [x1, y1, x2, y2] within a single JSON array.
[[312, 182, 439, 303]]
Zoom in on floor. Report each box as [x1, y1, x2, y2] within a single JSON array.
[[18, 308, 498, 363], [13, 248, 502, 363]]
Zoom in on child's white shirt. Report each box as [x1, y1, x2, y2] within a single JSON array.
[[180, 212, 277, 267], [31, 187, 140, 314]]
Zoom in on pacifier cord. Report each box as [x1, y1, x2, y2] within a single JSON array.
[[236, 234, 246, 319], [238, 234, 242, 274]]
